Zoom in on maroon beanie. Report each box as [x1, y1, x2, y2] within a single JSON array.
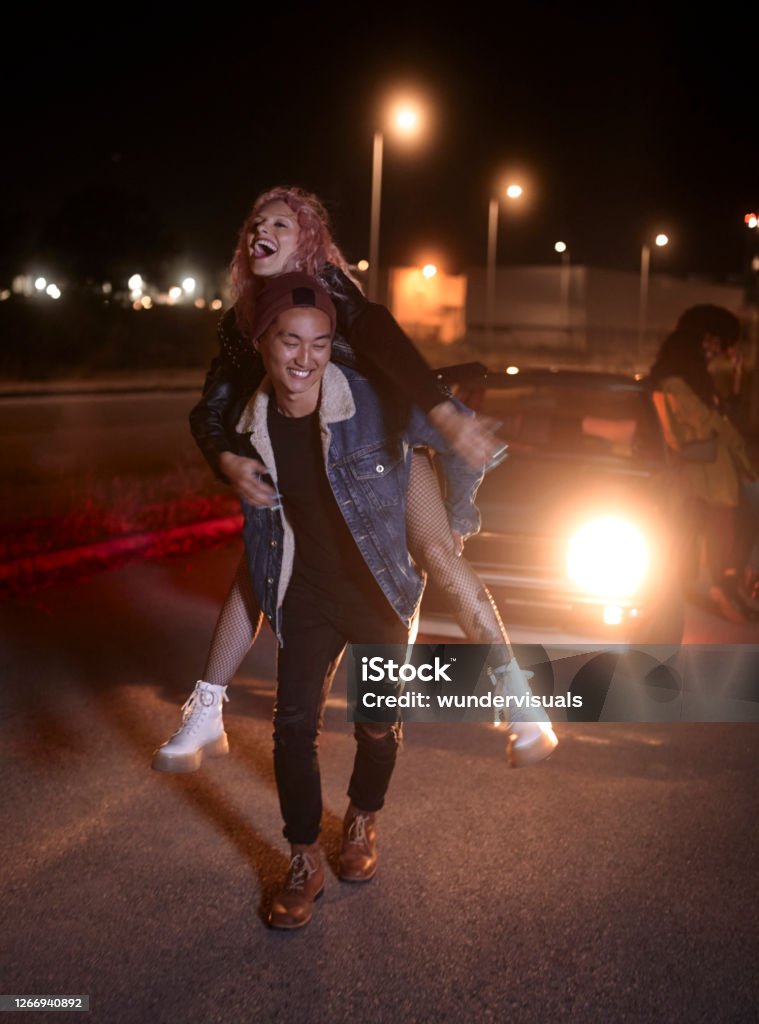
[[251, 272, 337, 343]]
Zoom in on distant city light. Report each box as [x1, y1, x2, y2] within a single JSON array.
[[655, 234, 669, 247], [34, 277, 47, 291], [554, 241, 567, 253], [168, 286, 183, 302], [0, 289, 11, 301], [357, 259, 370, 272], [102, 282, 112, 295], [46, 284, 61, 299], [181, 277, 196, 295], [128, 274, 144, 291], [132, 300, 142, 311], [210, 298, 223, 311], [506, 184, 523, 200], [745, 213, 758, 229], [140, 296, 153, 309], [506, 365, 520, 375], [422, 263, 437, 279], [194, 298, 207, 309]]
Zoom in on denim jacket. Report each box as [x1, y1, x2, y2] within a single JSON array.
[[235, 363, 483, 644]]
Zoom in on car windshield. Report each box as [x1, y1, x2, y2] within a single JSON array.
[[475, 382, 664, 462]]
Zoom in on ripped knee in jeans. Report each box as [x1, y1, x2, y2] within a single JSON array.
[[355, 719, 404, 753], [273, 705, 319, 751]]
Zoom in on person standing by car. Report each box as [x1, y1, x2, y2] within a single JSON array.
[[675, 305, 745, 424], [649, 328, 758, 623], [674, 306, 759, 611]]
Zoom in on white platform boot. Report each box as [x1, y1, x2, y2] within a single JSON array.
[[487, 658, 559, 768], [151, 681, 229, 773]]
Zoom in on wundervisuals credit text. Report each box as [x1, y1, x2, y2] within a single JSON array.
[[346, 644, 759, 723]]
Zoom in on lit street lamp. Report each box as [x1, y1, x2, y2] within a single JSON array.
[[486, 183, 522, 344], [638, 233, 669, 350], [368, 99, 424, 302], [554, 241, 570, 327]]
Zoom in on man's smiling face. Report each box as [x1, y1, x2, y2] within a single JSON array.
[[256, 306, 333, 414]]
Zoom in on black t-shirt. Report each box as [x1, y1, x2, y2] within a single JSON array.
[[267, 402, 389, 611]]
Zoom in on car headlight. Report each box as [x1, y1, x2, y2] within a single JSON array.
[[567, 516, 649, 597]]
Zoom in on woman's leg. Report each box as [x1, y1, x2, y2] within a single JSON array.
[[202, 553, 264, 685], [406, 450, 557, 766], [406, 450, 510, 647], [151, 553, 264, 771]]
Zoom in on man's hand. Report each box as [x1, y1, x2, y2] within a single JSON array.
[[427, 400, 504, 470], [218, 452, 280, 507]]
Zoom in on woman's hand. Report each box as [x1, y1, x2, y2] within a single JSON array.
[[218, 452, 280, 507], [427, 400, 505, 469]]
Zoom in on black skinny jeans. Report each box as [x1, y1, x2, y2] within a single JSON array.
[[274, 577, 408, 845]]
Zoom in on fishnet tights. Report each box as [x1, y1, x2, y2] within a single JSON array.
[[407, 450, 512, 656], [202, 553, 263, 686], [201, 450, 512, 686]]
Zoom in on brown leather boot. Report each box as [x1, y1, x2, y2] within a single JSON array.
[[269, 843, 324, 929], [338, 805, 378, 882]]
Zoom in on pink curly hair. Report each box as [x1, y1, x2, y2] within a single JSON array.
[[230, 186, 356, 340]]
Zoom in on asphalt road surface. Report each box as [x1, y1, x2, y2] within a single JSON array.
[[3, 543, 758, 1024], [0, 389, 207, 522]]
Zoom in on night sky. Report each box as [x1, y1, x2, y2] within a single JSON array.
[[5, 5, 758, 283]]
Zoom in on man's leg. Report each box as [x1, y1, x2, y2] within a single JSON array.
[[268, 581, 346, 929], [273, 581, 347, 846], [337, 602, 409, 882]]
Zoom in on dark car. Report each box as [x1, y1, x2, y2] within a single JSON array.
[[421, 368, 685, 643]]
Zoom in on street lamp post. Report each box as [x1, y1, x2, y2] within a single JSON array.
[[485, 198, 499, 345], [367, 102, 422, 303], [744, 213, 759, 429], [555, 241, 570, 329], [368, 131, 384, 302], [485, 183, 522, 344], [638, 233, 668, 352]]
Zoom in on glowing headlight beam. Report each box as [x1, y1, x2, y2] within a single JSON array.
[[567, 516, 649, 597]]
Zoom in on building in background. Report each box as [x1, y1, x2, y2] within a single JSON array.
[[385, 264, 750, 377], [386, 266, 467, 345]]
